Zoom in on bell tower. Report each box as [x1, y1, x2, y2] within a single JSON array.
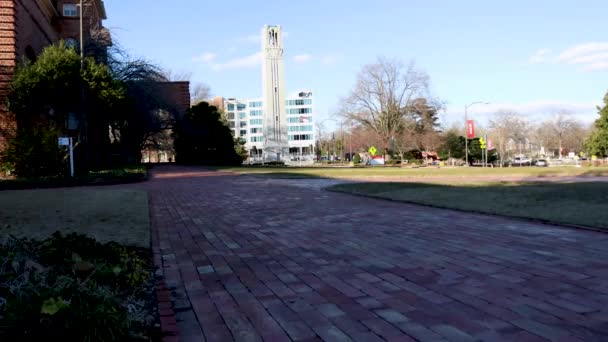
[[261, 25, 287, 161]]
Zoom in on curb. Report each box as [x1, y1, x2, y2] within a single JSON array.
[[150, 193, 180, 342], [153, 249, 180, 342]]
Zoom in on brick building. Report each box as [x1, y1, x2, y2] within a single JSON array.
[[0, 0, 108, 150], [0, 1, 191, 165]]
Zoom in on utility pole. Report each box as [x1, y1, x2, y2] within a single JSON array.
[[349, 121, 353, 162], [485, 132, 488, 167], [78, 0, 89, 172], [80, 0, 84, 69], [464, 101, 490, 166]]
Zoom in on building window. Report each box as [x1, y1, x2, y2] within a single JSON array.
[[288, 125, 313, 132], [238, 112, 247, 119], [249, 101, 262, 108], [63, 4, 78, 17], [226, 112, 235, 120], [24, 46, 37, 62], [237, 103, 247, 110], [250, 110, 263, 116], [227, 103, 235, 111], [287, 108, 312, 115], [229, 122, 235, 128], [65, 38, 79, 49], [240, 130, 247, 136], [288, 116, 312, 123], [239, 121, 247, 128], [250, 128, 262, 134], [288, 134, 312, 141], [250, 136, 264, 143], [286, 99, 312, 106], [250, 119, 263, 125]]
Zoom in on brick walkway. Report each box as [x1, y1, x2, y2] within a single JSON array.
[[145, 166, 608, 342]]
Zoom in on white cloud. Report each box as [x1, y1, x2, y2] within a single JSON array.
[[462, 100, 601, 123], [556, 42, 608, 62], [528, 48, 551, 64], [529, 42, 608, 72], [238, 34, 260, 43], [565, 52, 608, 65], [192, 51, 262, 71], [320, 55, 342, 65], [192, 52, 216, 63], [293, 54, 313, 63], [584, 61, 608, 72], [210, 52, 262, 71]]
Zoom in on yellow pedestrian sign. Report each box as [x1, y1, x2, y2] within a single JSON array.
[[368, 146, 377, 156], [479, 137, 486, 149]]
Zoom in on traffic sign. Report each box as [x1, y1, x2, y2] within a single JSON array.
[[368, 146, 377, 156], [479, 137, 486, 149]]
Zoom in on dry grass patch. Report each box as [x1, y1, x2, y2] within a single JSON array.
[[0, 188, 149, 248]]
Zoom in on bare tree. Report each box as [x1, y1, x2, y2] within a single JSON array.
[[489, 111, 528, 165], [191, 83, 211, 105], [163, 70, 192, 82], [340, 57, 431, 151], [549, 111, 576, 158]]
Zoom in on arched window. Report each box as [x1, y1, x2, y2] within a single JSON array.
[[65, 38, 79, 50], [24, 46, 36, 62]]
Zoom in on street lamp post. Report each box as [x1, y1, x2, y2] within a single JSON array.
[[79, 0, 84, 69], [319, 117, 340, 163], [76, 0, 89, 173], [464, 101, 490, 166], [349, 120, 353, 162]]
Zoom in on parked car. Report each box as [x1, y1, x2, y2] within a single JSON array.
[[511, 157, 532, 166], [535, 159, 548, 167]]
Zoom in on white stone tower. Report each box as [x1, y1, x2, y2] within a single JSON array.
[[261, 25, 287, 161]]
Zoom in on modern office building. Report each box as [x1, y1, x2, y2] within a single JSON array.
[[222, 90, 315, 163], [214, 25, 316, 164]]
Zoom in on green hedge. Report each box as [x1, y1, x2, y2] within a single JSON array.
[[0, 166, 148, 191]]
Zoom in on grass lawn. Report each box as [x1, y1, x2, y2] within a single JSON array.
[[214, 165, 608, 179], [0, 188, 150, 247], [328, 181, 608, 229]]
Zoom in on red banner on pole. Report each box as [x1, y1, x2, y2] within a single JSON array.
[[466, 120, 475, 138]]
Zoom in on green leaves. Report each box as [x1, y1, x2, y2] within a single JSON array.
[[584, 93, 608, 158], [41, 297, 70, 315], [1, 233, 154, 340]]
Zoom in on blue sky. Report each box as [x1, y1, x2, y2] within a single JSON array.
[[105, 0, 608, 129]]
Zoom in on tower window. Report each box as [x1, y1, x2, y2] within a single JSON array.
[[63, 4, 78, 17]]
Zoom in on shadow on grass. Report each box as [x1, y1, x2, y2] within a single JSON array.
[[328, 181, 608, 230]]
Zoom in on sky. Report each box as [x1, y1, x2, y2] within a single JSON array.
[[105, 0, 608, 130]]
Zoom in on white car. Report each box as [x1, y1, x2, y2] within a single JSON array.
[[535, 159, 548, 167]]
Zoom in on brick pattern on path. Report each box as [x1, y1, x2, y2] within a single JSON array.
[[143, 166, 608, 342]]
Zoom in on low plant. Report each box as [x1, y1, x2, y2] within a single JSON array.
[[0, 232, 157, 341], [0, 125, 65, 178]]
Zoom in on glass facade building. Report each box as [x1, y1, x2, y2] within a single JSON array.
[[223, 90, 316, 163]]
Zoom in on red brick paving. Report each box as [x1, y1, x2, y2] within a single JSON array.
[[142, 166, 608, 342]]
